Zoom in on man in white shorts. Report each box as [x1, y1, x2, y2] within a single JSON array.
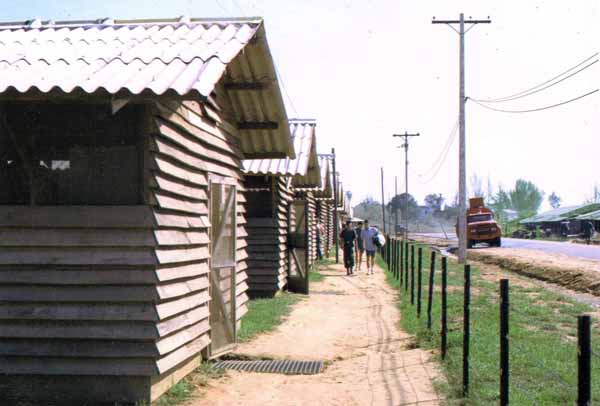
[[361, 220, 378, 275]]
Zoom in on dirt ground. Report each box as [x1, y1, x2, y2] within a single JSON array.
[[193, 261, 441, 406]]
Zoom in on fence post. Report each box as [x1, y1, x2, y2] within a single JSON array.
[[404, 241, 409, 291], [463, 264, 471, 397], [441, 256, 448, 359], [410, 245, 415, 305], [417, 247, 423, 317], [394, 240, 399, 279], [578, 315, 591, 406], [396, 240, 401, 280], [500, 279, 509, 406], [400, 240, 404, 284], [427, 251, 436, 329]]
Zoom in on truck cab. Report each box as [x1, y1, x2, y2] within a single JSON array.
[[458, 198, 502, 248]]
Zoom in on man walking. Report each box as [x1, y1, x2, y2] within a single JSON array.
[[361, 220, 378, 275], [355, 222, 365, 271], [340, 221, 357, 275]]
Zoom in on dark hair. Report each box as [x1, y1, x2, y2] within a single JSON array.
[[358, 222, 363, 225], [364, 219, 369, 224]]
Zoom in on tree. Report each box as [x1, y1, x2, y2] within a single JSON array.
[[584, 184, 600, 204], [509, 179, 544, 219], [469, 174, 485, 198], [424, 193, 444, 213], [353, 196, 382, 225], [388, 193, 418, 224], [548, 192, 561, 209]]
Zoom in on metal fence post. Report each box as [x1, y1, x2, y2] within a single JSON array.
[[396, 240, 401, 280], [417, 247, 423, 317], [463, 264, 471, 397], [578, 315, 591, 406], [427, 251, 436, 329], [400, 239, 404, 284], [500, 279, 509, 406], [410, 245, 415, 305], [441, 256, 448, 359], [393, 239, 398, 279], [404, 241, 409, 291]]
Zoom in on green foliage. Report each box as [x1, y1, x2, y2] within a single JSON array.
[[424, 193, 445, 212], [379, 246, 600, 404], [353, 196, 383, 225], [548, 191, 562, 209], [510, 179, 544, 219], [238, 292, 300, 342]]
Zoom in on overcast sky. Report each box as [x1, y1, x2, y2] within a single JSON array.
[[6, 1, 599, 211]]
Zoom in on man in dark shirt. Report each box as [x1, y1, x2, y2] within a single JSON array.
[[340, 221, 357, 275]]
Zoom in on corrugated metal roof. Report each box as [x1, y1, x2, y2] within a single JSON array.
[[0, 17, 295, 159], [243, 120, 321, 187], [577, 209, 600, 221], [315, 155, 333, 199], [520, 204, 600, 224]]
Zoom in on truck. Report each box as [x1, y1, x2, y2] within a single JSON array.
[[458, 197, 502, 248]]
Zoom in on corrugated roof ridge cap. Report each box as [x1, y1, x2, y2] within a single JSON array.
[[0, 16, 263, 29]]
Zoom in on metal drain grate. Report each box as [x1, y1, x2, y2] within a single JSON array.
[[213, 359, 324, 375]]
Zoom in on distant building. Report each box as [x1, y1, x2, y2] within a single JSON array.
[[520, 204, 600, 235]]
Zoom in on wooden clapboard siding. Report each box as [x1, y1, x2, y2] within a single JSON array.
[[0, 205, 162, 377], [243, 175, 294, 296]]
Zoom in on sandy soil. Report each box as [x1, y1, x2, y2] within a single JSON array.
[[192, 261, 441, 406]]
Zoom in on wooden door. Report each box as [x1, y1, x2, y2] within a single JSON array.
[[209, 181, 237, 357], [288, 200, 309, 294]]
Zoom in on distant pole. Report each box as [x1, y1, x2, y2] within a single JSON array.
[[394, 176, 399, 236], [432, 13, 491, 263], [331, 148, 339, 264], [381, 167, 386, 233], [393, 132, 419, 241]]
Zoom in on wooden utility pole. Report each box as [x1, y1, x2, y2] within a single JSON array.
[[394, 176, 399, 236], [331, 148, 339, 264], [432, 13, 491, 263], [380, 167, 386, 234], [393, 132, 419, 241]]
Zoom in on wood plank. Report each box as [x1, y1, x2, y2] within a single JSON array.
[[151, 174, 208, 202], [0, 247, 157, 266], [0, 339, 157, 358], [156, 276, 208, 300], [155, 262, 209, 282], [0, 357, 156, 376], [155, 291, 210, 320], [153, 211, 208, 229], [155, 230, 209, 246], [0, 229, 155, 247], [156, 305, 209, 338], [156, 334, 210, 374], [152, 154, 208, 186], [0, 285, 158, 302], [0, 303, 157, 321], [0, 206, 154, 229], [0, 269, 156, 285], [151, 353, 201, 402], [155, 246, 209, 265], [151, 192, 208, 215], [0, 321, 157, 340], [155, 320, 209, 356]]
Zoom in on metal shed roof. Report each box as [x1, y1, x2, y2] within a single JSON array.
[[520, 204, 600, 224], [243, 119, 321, 187], [0, 17, 294, 159], [577, 209, 600, 221], [314, 155, 333, 199]]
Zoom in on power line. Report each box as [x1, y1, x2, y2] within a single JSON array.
[[472, 59, 598, 103], [274, 65, 299, 117], [418, 127, 458, 184], [469, 89, 599, 113], [419, 119, 459, 177], [213, 0, 231, 15], [474, 52, 599, 103]]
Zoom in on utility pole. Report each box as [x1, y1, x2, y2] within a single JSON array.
[[393, 132, 420, 241], [380, 167, 386, 234], [331, 148, 339, 264], [432, 13, 491, 263], [394, 176, 398, 236]]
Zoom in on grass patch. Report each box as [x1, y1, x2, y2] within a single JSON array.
[[151, 362, 226, 406], [238, 292, 300, 342], [378, 245, 600, 404], [309, 270, 326, 282]]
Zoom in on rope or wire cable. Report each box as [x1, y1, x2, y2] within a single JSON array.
[[213, 0, 231, 15], [418, 119, 459, 177], [474, 52, 599, 103], [469, 89, 599, 114], [274, 65, 299, 117], [417, 125, 459, 184], [472, 59, 598, 103]]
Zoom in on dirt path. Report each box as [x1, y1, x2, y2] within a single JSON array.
[[193, 261, 441, 406]]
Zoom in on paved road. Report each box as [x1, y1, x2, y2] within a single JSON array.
[[413, 233, 600, 261]]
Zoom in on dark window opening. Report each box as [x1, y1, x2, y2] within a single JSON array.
[[0, 103, 144, 205]]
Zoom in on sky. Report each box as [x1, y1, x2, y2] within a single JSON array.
[[5, 0, 599, 212]]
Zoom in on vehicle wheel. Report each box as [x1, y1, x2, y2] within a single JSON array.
[[467, 239, 473, 249], [496, 238, 502, 247]]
